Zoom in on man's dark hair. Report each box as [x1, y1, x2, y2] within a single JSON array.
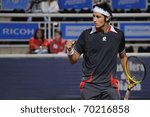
[[93, 2, 112, 17]]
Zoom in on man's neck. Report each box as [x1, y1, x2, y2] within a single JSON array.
[[97, 23, 110, 33]]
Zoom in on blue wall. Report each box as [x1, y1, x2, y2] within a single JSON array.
[[0, 56, 149, 100]]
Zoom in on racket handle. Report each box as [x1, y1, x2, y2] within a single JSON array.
[[124, 89, 131, 100]]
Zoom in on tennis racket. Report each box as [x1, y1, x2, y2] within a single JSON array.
[[124, 56, 146, 100]]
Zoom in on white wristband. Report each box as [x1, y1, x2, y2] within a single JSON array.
[[39, 46, 42, 49], [67, 48, 75, 56]]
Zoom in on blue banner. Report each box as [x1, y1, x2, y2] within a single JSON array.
[[112, 0, 147, 9], [2, 0, 30, 10], [60, 23, 93, 40], [120, 22, 150, 41], [0, 23, 38, 40], [0, 56, 149, 99], [58, 0, 92, 10]]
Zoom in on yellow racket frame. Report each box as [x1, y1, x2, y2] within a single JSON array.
[[125, 65, 140, 90]]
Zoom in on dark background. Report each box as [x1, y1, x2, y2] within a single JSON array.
[[0, 56, 149, 100]]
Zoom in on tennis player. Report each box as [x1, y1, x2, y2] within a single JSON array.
[[66, 2, 128, 100]]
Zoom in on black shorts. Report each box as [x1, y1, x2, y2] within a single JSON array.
[[80, 83, 120, 100]]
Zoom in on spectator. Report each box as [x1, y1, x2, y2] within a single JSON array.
[[26, 0, 43, 21], [41, 0, 60, 13], [49, 30, 65, 53], [26, 0, 42, 13], [29, 28, 49, 54]]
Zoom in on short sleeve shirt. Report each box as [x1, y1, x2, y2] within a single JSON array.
[[74, 26, 125, 87]]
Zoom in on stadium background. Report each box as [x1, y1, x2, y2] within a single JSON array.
[[0, 0, 150, 99]]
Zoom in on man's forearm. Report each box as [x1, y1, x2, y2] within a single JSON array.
[[120, 52, 128, 74]]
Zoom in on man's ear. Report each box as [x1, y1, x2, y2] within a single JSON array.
[[106, 17, 109, 21]]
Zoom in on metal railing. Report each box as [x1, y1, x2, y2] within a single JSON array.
[[0, 13, 150, 40], [0, 13, 150, 53]]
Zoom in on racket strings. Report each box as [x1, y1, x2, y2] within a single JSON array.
[[127, 58, 145, 82]]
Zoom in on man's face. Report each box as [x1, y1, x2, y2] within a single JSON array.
[[93, 12, 106, 29]]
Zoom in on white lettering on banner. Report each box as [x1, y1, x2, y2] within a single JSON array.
[[66, 26, 91, 37], [117, 62, 144, 72], [125, 26, 150, 36], [65, 0, 86, 5], [117, 64, 123, 72], [119, 80, 141, 91], [3, 28, 35, 35], [119, 0, 139, 5], [121, 73, 126, 80], [128, 62, 144, 71]]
